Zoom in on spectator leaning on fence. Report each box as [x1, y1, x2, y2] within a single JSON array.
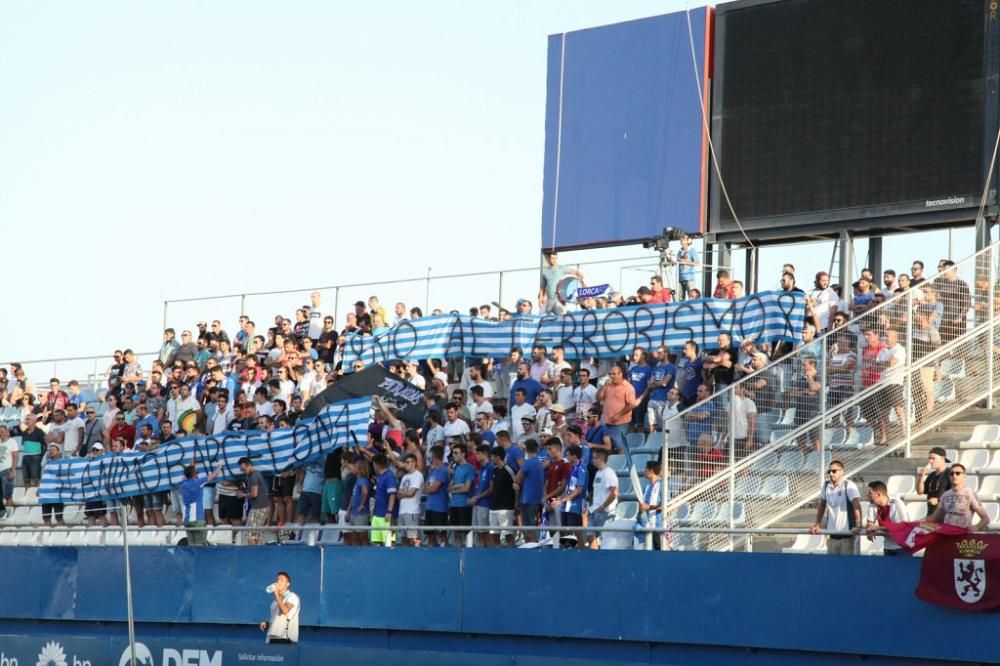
[[811, 460, 862, 555]]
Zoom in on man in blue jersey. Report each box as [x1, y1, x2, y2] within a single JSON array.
[[680, 341, 706, 408], [677, 233, 699, 299], [370, 454, 397, 547], [646, 347, 676, 432], [627, 347, 654, 432], [180, 462, 224, 546], [468, 444, 495, 547], [638, 460, 665, 550], [509, 362, 544, 409], [448, 443, 475, 547], [496, 430, 522, 473], [422, 446, 449, 547], [514, 439, 544, 544], [549, 444, 587, 548]]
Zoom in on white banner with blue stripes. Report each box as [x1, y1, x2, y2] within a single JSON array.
[[343, 291, 804, 367], [39, 397, 372, 505]]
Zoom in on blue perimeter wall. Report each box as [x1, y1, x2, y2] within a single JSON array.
[[0, 546, 993, 665]]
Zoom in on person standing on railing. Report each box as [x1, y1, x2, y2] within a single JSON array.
[[676, 234, 699, 301], [598, 365, 640, 453], [810, 460, 861, 555], [539, 251, 584, 315]]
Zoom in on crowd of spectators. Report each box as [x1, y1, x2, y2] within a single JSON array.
[[0, 248, 986, 547]]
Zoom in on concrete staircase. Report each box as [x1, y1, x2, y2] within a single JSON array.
[[755, 402, 1000, 553]]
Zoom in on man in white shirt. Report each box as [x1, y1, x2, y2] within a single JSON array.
[[397, 454, 424, 546], [62, 404, 85, 456], [545, 346, 573, 385], [443, 403, 471, 441], [260, 571, 300, 644], [307, 291, 325, 341], [45, 409, 72, 455], [468, 386, 493, 420], [554, 369, 576, 412], [876, 328, 907, 445], [508, 388, 537, 439], [572, 369, 598, 418], [212, 391, 235, 435], [807, 271, 839, 331], [588, 449, 619, 549], [864, 480, 911, 555], [404, 362, 426, 390], [811, 460, 862, 555], [171, 384, 202, 433]]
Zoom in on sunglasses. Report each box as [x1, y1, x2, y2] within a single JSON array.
[[950, 471, 964, 476], [827, 469, 841, 474]]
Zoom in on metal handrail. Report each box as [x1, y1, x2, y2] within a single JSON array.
[[663, 239, 996, 512], [5, 522, 987, 536]]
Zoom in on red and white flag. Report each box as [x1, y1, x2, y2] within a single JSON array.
[[885, 521, 1000, 611]]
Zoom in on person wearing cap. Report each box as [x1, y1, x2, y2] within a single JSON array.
[[509, 388, 537, 440], [548, 403, 568, 440], [350, 301, 372, 335], [917, 447, 953, 515]]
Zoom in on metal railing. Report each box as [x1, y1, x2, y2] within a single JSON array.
[[663, 240, 998, 551]]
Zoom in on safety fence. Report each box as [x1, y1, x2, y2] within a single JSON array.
[[663, 241, 999, 551]]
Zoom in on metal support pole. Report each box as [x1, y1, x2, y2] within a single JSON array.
[[728, 385, 736, 553], [119, 504, 137, 666], [333, 287, 340, 330], [989, 245, 995, 409], [498, 272, 504, 313], [744, 245, 758, 294], [425, 267, 431, 314], [162, 301, 169, 333], [838, 230, 854, 292], [904, 290, 913, 458], [819, 334, 828, 488], [869, 236, 883, 288], [240, 294, 247, 318]]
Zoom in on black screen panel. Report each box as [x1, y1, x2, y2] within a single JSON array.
[[714, 0, 988, 230]]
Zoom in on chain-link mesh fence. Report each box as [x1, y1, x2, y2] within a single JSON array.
[[663, 243, 998, 551]]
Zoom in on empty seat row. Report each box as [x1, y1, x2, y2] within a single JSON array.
[[735, 475, 791, 499], [673, 500, 746, 526], [0, 527, 185, 547], [960, 424, 1000, 449]]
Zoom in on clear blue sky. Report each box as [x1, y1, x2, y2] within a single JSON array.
[[0, 1, 980, 374]]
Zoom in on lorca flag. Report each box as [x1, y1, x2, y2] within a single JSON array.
[[885, 521, 1000, 611]]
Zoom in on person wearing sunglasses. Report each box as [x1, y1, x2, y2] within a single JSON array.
[[810, 461, 862, 555], [927, 464, 991, 532]]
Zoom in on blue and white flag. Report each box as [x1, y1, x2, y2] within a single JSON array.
[[343, 291, 804, 367], [39, 397, 372, 505], [576, 284, 610, 298]]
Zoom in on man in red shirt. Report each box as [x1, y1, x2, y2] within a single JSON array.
[[106, 413, 136, 449], [713, 270, 736, 299], [39, 378, 70, 424], [542, 437, 571, 537], [649, 275, 672, 304], [858, 327, 887, 443]]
